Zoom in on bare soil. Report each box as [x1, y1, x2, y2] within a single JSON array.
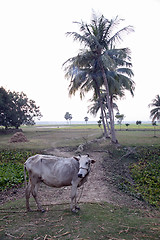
[[0, 146, 148, 210]]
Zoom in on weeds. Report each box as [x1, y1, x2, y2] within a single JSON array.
[[0, 150, 34, 191], [130, 147, 160, 207]]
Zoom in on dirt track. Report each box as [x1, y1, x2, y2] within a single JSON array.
[[34, 148, 146, 209]]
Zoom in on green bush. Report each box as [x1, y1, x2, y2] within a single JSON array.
[[130, 147, 160, 207], [0, 150, 34, 191], [0, 150, 33, 164], [0, 162, 24, 190]]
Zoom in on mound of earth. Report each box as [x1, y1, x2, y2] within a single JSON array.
[[9, 132, 28, 143]]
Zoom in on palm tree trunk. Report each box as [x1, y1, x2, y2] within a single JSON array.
[[94, 80, 109, 138], [104, 109, 111, 135], [101, 66, 118, 143], [99, 101, 109, 138]]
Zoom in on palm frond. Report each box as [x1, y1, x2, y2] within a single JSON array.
[[66, 31, 90, 48], [117, 68, 134, 77], [108, 25, 134, 46]]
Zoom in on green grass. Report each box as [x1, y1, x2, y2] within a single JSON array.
[[0, 126, 102, 150], [0, 124, 159, 150], [115, 123, 160, 130], [116, 130, 160, 146], [0, 201, 160, 240]]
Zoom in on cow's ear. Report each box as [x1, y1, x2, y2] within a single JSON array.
[[74, 156, 80, 161], [91, 159, 96, 164]]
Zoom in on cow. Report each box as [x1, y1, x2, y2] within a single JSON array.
[[24, 154, 95, 213]]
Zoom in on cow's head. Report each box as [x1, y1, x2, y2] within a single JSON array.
[[74, 154, 96, 178]]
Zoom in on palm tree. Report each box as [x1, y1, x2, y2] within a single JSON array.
[[63, 13, 134, 143], [148, 95, 160, 123], [88, 93, 109, 137], [84, 116, 89, 124], [64, 112, 70, 124], [88, 90, 119, 136]]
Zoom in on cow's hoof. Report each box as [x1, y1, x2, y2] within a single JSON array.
[[71, 209, 78, 214], [39, 209, 46, 213], [27, 208, 32, 212], [75, 206, 80, 211], [37, 208, 46, 213]]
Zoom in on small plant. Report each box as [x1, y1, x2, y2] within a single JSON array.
[[0, 150, 34, 191], [0, 162, 24, 190], [130, 147, 160, 207], [125, 123, 130, 131]]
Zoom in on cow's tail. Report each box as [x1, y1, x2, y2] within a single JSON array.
[[24, 163, 28, 188]]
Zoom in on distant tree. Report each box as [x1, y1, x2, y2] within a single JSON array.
[[148, 95, 160, 123], [0, 87, 13, 129], [152, 121, 157, 137], [97, 119, 102, 128], [0, 87, 42, 129], [136, 121, 142, 126], [64, 112, 70, 123], [125, 123, 130, 131], [64, 112, 72, 124], [69, 113, 72, 124], [115, 112, 125, 130], [84, 116, 89, 124]]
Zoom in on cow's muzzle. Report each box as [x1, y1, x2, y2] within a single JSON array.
[[78, 173, 83, 178], [78, 167, 90, 178]]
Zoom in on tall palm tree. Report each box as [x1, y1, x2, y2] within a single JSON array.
[[88, 90, 119, 136], [88, 92, 110, 138], [63, 13, 134, 143], [148, 95, 160, 123]]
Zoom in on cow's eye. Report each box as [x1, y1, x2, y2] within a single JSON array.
[[86, 162, 88, 165]]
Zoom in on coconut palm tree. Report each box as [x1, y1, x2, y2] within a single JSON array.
[[63, 13, 134, 143], [88, 93, 110, 137], [148, 95, 160, 123], [88, 90, 119, 136], [84, 116, 89, 124]]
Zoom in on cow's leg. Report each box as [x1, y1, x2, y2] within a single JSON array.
[[71, 184, 79, 213], [25, 180, 32, 211], [31, 182, 45, 212]]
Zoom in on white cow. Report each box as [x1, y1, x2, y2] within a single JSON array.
[[24, 154, 95, 212]]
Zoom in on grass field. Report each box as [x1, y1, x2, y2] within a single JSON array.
[[0, 123, 159, 150], [0, 124, 160, 239], [0, 200, 160, 240]]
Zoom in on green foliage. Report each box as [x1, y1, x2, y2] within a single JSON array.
[[0, 150, 33, 191], [0, 87, 42, 129], [149, 94, 160, 123], [0, 149, 33, 163], [0, 162, 24, 190], [130, 147, 160, 207]]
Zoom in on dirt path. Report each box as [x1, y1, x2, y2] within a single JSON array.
[[38, 148, 146, 209], [0, 148, 146, 209]]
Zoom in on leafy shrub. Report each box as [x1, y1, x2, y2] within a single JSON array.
[[130, 147, 160, 207], [0, 150, 34, 191], [0, 162, 24, 190], [0, 150, 33, 164]]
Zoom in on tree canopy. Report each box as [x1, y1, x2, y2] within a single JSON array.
[[63, 13, 134, 143], [0, 87, 42, 129], [149, 94, 160, 123]]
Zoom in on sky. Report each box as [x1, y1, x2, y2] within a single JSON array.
[[0, 0, 160, 123]]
